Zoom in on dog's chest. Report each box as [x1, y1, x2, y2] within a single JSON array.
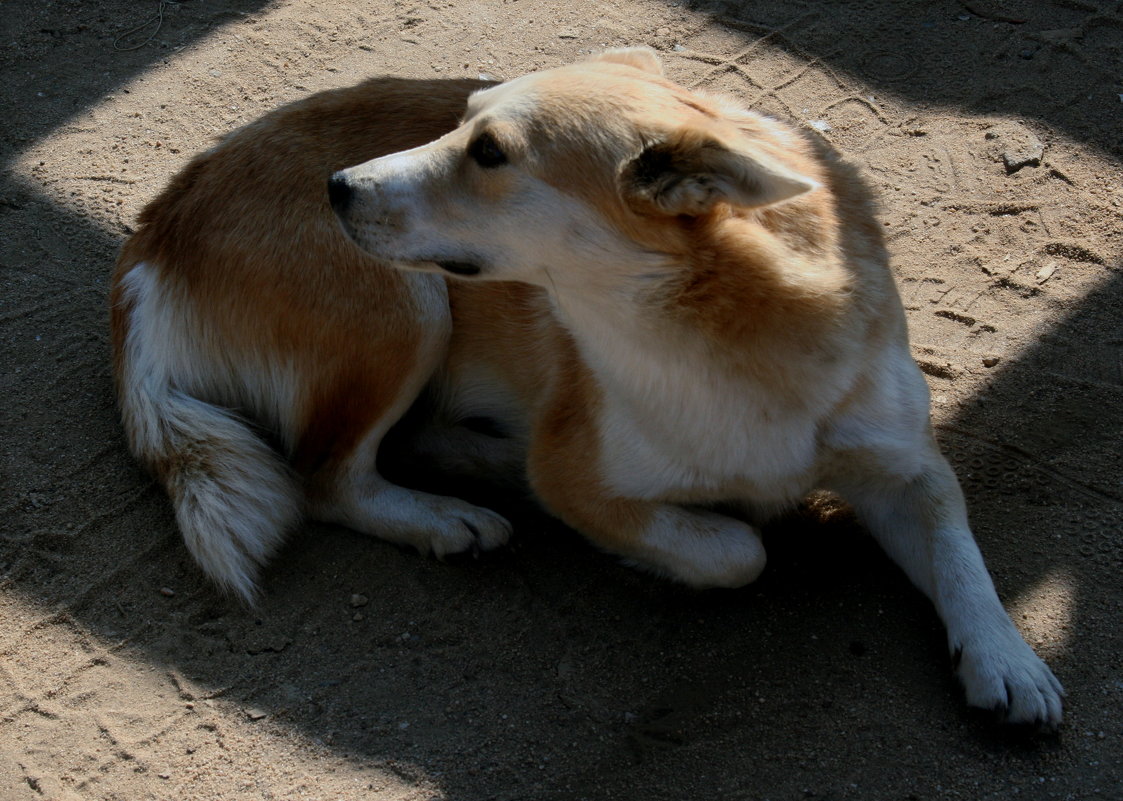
[[591, 349, 819, 504]]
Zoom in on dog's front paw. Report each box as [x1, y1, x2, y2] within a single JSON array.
[[634, 507, 767, 589], [953, 632, 1064, 729]]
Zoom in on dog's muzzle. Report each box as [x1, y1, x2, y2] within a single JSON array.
[[326, 171, 483, 278]]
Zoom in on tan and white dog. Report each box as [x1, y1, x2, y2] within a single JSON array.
[[111, 49, 1063, 726]]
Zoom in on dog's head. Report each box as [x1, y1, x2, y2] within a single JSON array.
[[330, 48, 820, 289]]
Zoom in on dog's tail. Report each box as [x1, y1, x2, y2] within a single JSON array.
[[112, 262, 300, 604]]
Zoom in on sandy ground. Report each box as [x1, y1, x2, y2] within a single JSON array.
[[2, 1, 1121, 799]]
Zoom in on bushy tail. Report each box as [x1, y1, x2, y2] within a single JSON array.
[[114, 263, 300, 604], [125, 387, 300, 604]]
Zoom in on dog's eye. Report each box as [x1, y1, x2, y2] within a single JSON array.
[[468, 132, 507, 168]]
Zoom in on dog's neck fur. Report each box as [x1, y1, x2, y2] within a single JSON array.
[[545, 210, 850, 399]]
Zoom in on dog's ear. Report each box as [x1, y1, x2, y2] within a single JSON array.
[[624, 129, 818, 216], [587, 47, 664, 76]]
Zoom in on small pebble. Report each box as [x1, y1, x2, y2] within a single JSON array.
[[1003, 143, 1043, 173], [983, 357, 1001, 368], [349, 593, 369, 608], [159, 587, 175, 597], [986, 122, 1044, 173], [352, 612, 364, 622], [246, 707, 268, 721], [1035, 263, 1057, 283]]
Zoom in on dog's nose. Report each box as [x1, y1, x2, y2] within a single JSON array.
[[327, 172, 353, 215]]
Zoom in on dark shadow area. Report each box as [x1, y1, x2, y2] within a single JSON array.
[[1, 1, 275, 151], [1, 1, 1120, 799], [689, 0, 1122, 160]]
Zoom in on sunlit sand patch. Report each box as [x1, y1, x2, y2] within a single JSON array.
[[1008, 568, 1076, 660], [0, 590, 444, 800]]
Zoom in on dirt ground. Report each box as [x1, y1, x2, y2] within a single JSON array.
[[1, 1, 1121, 799]]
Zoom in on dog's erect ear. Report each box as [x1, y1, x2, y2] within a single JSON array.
[[624, 130, 819, 216], [587, 47, 664, 76]]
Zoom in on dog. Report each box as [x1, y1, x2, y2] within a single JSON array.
[[110, 48, 1063, 726]]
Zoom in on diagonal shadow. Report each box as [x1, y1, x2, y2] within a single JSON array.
[[689, 0, 1122, 160], [1, 0, 276, 153], [1, 1, 1121, 799]]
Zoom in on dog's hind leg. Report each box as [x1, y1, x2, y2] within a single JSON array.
[[305, 415, 513, 557], [822, 439, 1064, 727], [300, 275, 512, 556]]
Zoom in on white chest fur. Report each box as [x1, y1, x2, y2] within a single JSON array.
[[556, 295, 833, 506], [598, 353, 819, 504]]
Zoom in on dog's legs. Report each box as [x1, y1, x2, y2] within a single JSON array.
[[620, 502, 768, 588], [309, 427, 513, 556], [823, 443, 1064, 726], [535, 479, 766, 588], [528, 434, 765, 588]]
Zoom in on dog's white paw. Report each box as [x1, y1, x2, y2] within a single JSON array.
[[319, 482, 512, 557], [424, 499, 513, 557], [635, 507, 767, 589], [953, 632, 1064, 728]]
